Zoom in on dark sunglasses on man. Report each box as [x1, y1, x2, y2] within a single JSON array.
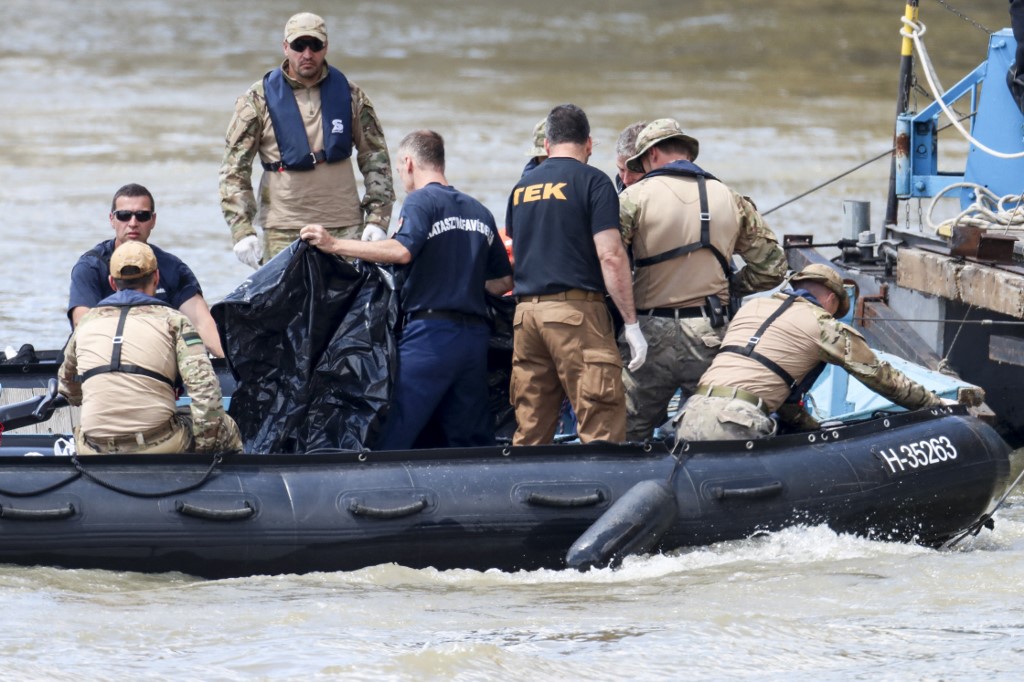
[[289, 37, 325, 53], [112, 210, 154, 222]]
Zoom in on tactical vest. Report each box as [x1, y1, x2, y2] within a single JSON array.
[[633, 160, 732, 283], [263, 65, 353, 171], [717, 292, 827, 406], [75, 299, 180, 389]]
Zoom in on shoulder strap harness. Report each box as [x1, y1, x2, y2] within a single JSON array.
[[632, 167, 732, 282], [76, 307, 177, 387], [718, 294, 801, 389]]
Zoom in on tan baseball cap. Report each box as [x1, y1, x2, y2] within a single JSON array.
[[525, 118, 547, 157], [626, 118, 700, 172], [284, 12, 327, 43], [110, 241, 158, 280], [790, 263, 850, 319]]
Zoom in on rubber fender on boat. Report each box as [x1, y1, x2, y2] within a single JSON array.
[[565, 478, 678, 570]]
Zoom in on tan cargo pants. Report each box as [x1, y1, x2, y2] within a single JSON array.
[[511, 296, 625, 445]]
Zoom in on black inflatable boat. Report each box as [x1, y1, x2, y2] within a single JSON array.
[[0, 404, 1010, 579]]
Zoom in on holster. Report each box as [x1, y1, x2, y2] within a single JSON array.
[[705, 295, 727, 329]]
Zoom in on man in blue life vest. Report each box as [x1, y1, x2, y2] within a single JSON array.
[[221, 12, 395, 268], [67, 183, 224, 357], [506, 104, 647, 446], [300, 130, 512, 450], [59, 241, 241, 455], [618, 118, 788, 441], [674, 263, 949, 441]]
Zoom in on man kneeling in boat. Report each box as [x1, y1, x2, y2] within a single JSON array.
[[58, 242, 242, 455], [674, 263, 945, 441]]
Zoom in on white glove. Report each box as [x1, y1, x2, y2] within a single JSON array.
[[361, 224, 388, 241], [623, 322, 648, 372], [233, 235, 263, 269]]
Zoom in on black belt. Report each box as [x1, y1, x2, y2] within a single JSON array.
[[406, 309, 488, 326], [643, 307, 708, 319], [262, 150, 327, 172]]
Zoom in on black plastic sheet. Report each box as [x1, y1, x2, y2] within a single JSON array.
[[211, 241, 398, 453]]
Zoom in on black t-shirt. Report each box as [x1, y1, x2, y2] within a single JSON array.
[[392, 183, 511, 317], [505, 157, 619, 296], [67, 239, 202, 321]]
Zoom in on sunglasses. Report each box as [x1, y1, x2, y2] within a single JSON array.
[[289, 37, 325, 53], [113, 210, 154, 222]]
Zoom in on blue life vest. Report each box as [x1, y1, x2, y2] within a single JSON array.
[[263, 65, 353, 171]]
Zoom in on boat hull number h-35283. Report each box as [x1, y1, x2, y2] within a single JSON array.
[[879, 437, 958, 474]]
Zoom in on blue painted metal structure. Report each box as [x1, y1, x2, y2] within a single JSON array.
[[896, 28, 1024, 208]]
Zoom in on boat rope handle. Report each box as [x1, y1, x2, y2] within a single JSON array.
[[175, 500, 255, 522], [0, 502, 76, 521], [348, 496, 428, 519], [711, 481, 784, 500], [69, 451, 224, 498], [526, 489, 605, 508]]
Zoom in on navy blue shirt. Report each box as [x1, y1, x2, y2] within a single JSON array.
[[392, 183, 511, 317], [67, 239, 202, 322], [505, 157, 619, 296]]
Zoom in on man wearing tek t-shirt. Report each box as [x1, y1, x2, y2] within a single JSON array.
[[301, 130, 512, 449], [505, 104, 647, 445]]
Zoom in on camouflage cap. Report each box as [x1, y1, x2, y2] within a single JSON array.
[[284, 12, 327, 43], [790, 263, 850, 319], [525, 118, 547, 158], [110, 241, 157, 280], [626, 118, 700, 172]]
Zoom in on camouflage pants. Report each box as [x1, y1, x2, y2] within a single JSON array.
[[619, 315, 725, 441], [674, 394, 776, 442], [261, 224, 362, 263]]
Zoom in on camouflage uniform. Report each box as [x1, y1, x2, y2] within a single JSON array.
[[675, 291, 943, 442], [59, 302, 242, 454], [617, 119, 787, 440], [219, 61, 395, 260]]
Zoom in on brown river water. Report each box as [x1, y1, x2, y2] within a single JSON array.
[[2, 0, 1024, 679]]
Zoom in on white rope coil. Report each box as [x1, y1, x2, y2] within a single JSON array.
[[928, 182, 1024, 235]]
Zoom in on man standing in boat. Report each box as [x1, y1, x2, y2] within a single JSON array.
[[674, 263, 946, 441], [220, 12, 395, 269], [59, 242, 242, 455], [505, 104, 647, 446], [300, 130, 512, 450], [67, 183, 224, 357], [618, 118, 788, 441]]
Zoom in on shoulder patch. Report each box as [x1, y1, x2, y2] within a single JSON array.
[[183, 331, 204, 346]]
